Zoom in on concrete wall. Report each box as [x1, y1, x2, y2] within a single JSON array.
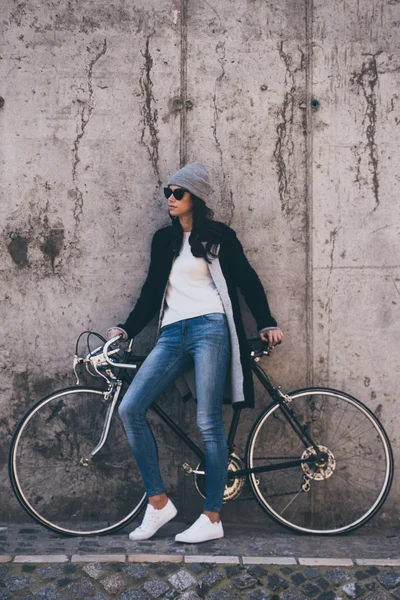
[[1, 0, 398, 525]]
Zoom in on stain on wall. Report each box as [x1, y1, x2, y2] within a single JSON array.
[[40, 228, 65, 272], [7, 234, 30, 268]]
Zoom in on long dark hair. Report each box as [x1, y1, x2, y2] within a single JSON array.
[[169, 194, 222, 264]]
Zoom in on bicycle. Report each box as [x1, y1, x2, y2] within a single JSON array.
[[9, 331, 394, 537]]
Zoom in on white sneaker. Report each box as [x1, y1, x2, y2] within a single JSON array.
[[129, 499, 177, 541], [175, 513, 224, 543]]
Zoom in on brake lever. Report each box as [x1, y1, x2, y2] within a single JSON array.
[[73, 355, 82, 384]]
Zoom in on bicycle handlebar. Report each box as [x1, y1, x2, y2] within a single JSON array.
[[103, 336, 138, 370], [74, 331, 281, 385], [102, 335, 281, 367]]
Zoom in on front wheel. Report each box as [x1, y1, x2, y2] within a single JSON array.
[[9, 386, 152, 536], [246, 387, 394, 534]]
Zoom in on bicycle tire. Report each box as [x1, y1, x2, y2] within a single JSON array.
[[245, 387, 394, 534], [9, 386, 155, 536]]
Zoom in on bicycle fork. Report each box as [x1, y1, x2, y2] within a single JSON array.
[[80, 381, 123, 467]]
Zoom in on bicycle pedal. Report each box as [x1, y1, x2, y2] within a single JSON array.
[[182, 463, 205, 475]]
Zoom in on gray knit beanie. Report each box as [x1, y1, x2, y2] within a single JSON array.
[[167, 162, 212, 201]]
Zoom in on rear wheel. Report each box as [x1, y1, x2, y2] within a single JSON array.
[[246, 387, 394, 534], [9, 386, 153, 536]]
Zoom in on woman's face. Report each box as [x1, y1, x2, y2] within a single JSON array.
[[167, 185, 193, 218]]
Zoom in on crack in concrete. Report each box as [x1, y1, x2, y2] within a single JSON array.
[[324, 227, 339, 387], [211, 39, 226, 151], [139, 33, 162, 187], [277, 40, 306, 87], [228, 190, 235, 224], [179, 0, 188, 166], [273, 90, 293, 218], [354, 146, 363, 191], [72, 38, 107, 227], [273, 41, 304, 219], [212, 40, 233, 222], [324, 227, 338, 346], [202, 0, 223, 28], [328, 227, 338, 278], [394, 279, 400, 297], [350, 52, 383, 212], [324, 228, 339, 311]]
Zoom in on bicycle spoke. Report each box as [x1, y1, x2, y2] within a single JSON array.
[[331, 424, 377, 448], [285, 499, 301, 523], [247, 389, 393, 534], [10, 388, 148, 535], [335, 457, 384, 471], [280, 489, 304, 516], [334, 469, 381, 494], [328, 404, 354, 447]]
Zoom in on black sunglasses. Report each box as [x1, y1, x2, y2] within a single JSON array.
[[163, 187, 189, 201]]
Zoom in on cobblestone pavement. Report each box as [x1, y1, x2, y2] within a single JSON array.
[[1, 558, 400, 600], [1, 521, 400, 599]]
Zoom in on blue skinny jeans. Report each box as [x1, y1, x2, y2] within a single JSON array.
[[118, 313, 232, 512]]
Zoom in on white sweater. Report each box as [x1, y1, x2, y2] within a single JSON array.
[[161, 231, 225, 328]]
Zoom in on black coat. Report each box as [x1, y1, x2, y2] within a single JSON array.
[[118, 221, 277, 408]]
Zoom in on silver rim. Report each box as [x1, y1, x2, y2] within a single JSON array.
[[248, 389, 392, 534], [11, 388, 146, 535]]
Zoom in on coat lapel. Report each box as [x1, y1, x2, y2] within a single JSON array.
[[205, 244, 245, 404]]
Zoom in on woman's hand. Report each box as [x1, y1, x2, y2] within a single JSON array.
[[259, 327, 284, 346], [107, 327, 128, 344]]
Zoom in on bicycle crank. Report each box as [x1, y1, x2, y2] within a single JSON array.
[[192, 453, 246, 502]]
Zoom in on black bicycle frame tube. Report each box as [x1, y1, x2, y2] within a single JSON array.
[[151, 401, 247, 463], [227, 457, 316, 480], [227, 407, 242, 450], [150, 402, 205, 462], [150, 398, 313, 481], [277, 402, 320, 454], [251, 359, 321, 454]]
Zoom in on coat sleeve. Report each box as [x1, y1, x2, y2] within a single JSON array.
[[229, 230, 277, 331], [117, 230, 162, 338]]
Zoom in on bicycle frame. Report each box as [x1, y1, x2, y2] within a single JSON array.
[[93, 336, 320, 481], [11, 330, 393, 536], [149, 357, 318, 480]]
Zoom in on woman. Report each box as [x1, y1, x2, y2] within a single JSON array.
[[107, 162, 283, 543]]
